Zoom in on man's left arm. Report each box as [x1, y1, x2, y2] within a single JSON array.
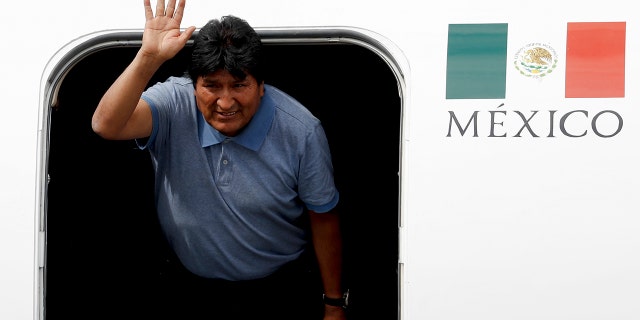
[[309, 209, 347, 320]]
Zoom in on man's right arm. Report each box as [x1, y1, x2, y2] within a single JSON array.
[[91, 0, 195, 141], [91, 53, 162, 140]]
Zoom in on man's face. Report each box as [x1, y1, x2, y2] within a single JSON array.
[[195, 69, 264, 137]]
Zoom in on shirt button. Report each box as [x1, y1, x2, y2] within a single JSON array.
[[222, 160, 228, 165]]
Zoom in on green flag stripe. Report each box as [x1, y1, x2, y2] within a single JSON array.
[[446, 23, 509, 99]]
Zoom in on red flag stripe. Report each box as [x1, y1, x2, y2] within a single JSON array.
[[565, 22, 626, 98]]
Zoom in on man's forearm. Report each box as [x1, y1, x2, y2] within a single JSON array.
[[91, 51, 162, 139], [309, 209, 344, 298]]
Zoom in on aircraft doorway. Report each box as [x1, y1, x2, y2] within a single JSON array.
[[44, 29, 402, 320]]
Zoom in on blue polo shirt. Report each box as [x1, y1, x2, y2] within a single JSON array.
[[140, 76, 339, 280]]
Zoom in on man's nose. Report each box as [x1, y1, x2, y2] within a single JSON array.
[[216, 92, 234, 110]]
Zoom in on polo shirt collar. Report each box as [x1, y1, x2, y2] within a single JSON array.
[[198, 89, 275, 151]]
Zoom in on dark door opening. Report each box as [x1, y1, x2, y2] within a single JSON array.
[[45, 34, 401, 319]]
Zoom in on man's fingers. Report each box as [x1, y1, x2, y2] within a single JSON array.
[[180, 26, 196, 42], [144, 0, 188, 24], [143, 0, 153, 20], [165, 0, 177, 18], [172, 0, 186, 21], [155, 0, 166, 16]]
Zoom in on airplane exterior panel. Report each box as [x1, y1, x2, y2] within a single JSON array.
[[2, 0, 640, 319]]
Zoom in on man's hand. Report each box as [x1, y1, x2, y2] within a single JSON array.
[[141, 0, 195, 63]]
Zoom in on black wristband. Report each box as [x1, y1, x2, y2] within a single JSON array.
[[323, 290, 349, 309]]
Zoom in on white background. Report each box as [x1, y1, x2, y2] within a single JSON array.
[[2, 0, 639, 319]]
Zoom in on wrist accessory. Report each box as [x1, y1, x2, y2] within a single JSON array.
[[323, 289, 349, 309]]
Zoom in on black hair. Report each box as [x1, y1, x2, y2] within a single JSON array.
[[188, 15, 264, 85]]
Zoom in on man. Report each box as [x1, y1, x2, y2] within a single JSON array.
[[92, 0, 347, 319]]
